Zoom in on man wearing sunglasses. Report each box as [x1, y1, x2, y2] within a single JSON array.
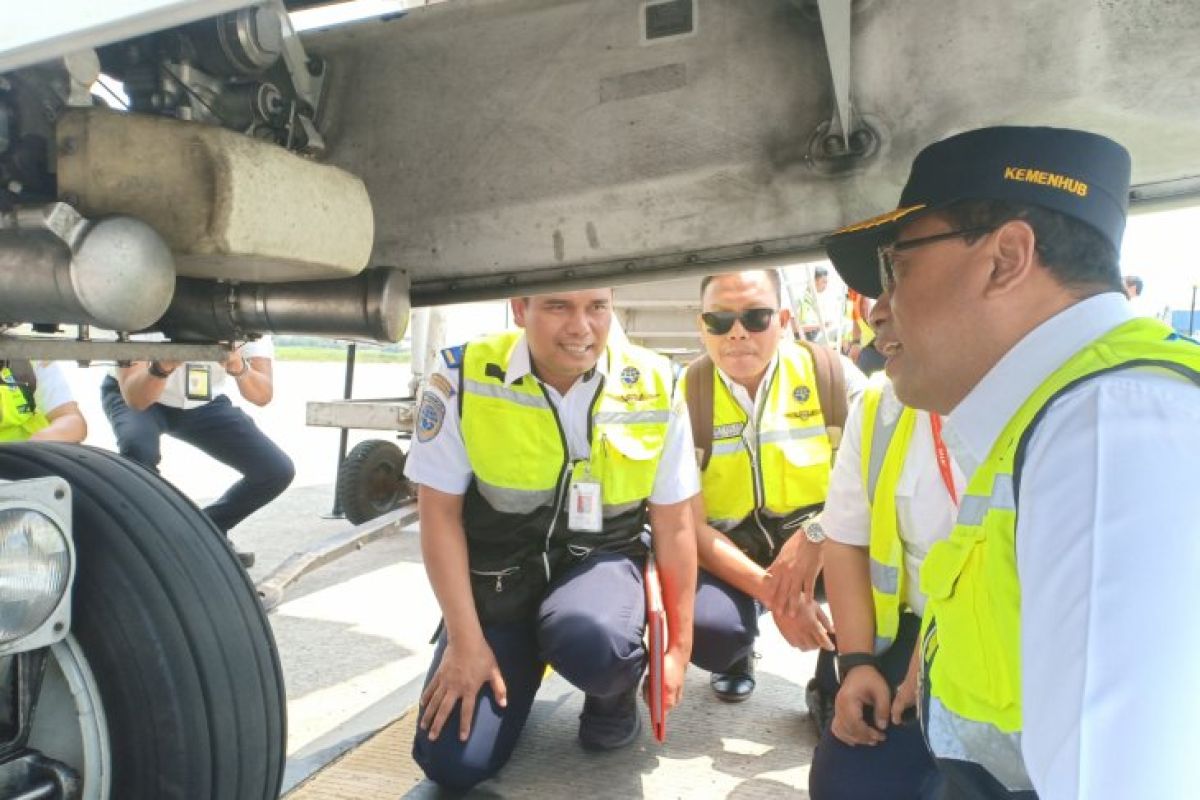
[[683, 269, 866, 705], [823, 126, 1200, 798], [403, 288, 699, 792]]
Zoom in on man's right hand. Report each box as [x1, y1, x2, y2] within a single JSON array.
[[830, 664, 890, 746], [419, 635, 507, 743]]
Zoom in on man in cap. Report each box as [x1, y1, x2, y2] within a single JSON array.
[[404, 288, 698, 792], [823, 126, 1200, 798]]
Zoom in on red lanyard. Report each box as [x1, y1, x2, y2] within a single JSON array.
[[929, 413, 959, 507]]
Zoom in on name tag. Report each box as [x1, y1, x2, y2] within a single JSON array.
[[568, 467, 603, 533], [185, 363, 212, 401]]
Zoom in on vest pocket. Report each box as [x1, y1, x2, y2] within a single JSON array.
[[598, 428, 664, 505], [922, 540, 1013, 709], [469, 561, 547, 626], [774, 436, 832, 509]]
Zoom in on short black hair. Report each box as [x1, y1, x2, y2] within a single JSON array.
[[700, 269, 782, 307], [939, 199, 1122, 294], [1123, 275, 1144, 295]]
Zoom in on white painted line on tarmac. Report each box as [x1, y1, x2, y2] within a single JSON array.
[[276, 561, 439, 755]]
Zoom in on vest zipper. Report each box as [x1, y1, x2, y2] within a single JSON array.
[[538, 382, 574, 582], [750, 367, 777, 555], [469, 565, 521, 593]]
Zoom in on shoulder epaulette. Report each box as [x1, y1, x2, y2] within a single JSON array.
[[440, 344, 465, 369]]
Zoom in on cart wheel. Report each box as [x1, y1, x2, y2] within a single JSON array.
[[337, 439, 413, 524]]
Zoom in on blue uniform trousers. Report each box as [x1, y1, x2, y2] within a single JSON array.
[[101, 376, 294, 533], [809, 612, 940, 799], [690, 569, 760, 672], [413, 552, 647, 792]]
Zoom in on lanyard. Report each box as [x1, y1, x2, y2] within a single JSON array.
[[929, 413, 958, 507]]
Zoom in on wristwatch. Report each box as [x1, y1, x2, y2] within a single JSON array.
[[803, 519, 827, 544], [226, 358, 249, 378]]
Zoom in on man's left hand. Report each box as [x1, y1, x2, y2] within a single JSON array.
[[657, 648, 688, 713], [764, 534, 822, 616], [223, 348, 248, 375]]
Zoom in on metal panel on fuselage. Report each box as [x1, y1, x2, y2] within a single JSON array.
[[305, 0, 1200, 303]]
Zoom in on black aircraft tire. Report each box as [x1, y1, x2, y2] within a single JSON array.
[[0, 443, 286, 799], [337, 439, 411, 525]]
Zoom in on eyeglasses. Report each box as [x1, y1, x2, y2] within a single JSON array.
[[700, 308, 777, 335], [876, 226, 995, 294]]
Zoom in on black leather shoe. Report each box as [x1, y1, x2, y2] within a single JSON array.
[[710, 655, 756, 703], [579, 685, 641, 751]]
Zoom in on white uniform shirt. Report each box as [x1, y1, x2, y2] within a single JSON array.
[[29, 361, 76, 415], [112, 336, 274, 410], [404, 334, 700, 505], [942, 292, 1200, 799], [820, 381, 964, 616]]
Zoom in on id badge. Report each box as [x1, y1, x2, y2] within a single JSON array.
[[567, 462, 603, 533], [185, 363, 212, 401]]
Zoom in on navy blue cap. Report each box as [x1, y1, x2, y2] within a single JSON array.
[[823, 126, 1132, 298]]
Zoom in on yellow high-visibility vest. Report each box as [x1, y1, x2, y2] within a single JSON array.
[[858, 373, 918, 654], [919, 317, 1200, 788], [460, 330, 672, 521], [683, 340, 832, 563], [0, 365, 49, 441]]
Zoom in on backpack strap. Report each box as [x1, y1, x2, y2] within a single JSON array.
[[684, 354, 715, 470], [798, 340, 846, 450], [2, 359, 37, 412]]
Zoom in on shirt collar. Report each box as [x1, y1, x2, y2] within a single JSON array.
[[943, 291, 1132, 476], [716, 351, 780, 417], [503, 333, 609, 386]]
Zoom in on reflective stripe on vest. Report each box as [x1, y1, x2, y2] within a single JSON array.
[[0, 367, 49, 442], [859, 373, 917, 654], [688, 339, 833, 532], [918, 317, 1200, 791], [460, 331, 671, 517]]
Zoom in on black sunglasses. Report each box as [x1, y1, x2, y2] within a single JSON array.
[[701, 308, 777, 335]]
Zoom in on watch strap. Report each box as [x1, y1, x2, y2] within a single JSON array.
[[148, 361, 173, 379], [837, 652, 879, 681]]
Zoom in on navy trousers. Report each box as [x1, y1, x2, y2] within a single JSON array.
[[413, 552, 647, 792], [691, 569, 760, 672], [101, 376, 295, 533], [809, 612, 939, 799]]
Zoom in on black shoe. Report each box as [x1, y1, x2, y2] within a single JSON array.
[[579, 685, 641, 751], [236, 549, 256, 568], [806, 677, 835, 737], [710, 654, 756, 703]]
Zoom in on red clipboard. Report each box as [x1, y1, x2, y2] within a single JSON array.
[[645, 556, 668, 742]]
